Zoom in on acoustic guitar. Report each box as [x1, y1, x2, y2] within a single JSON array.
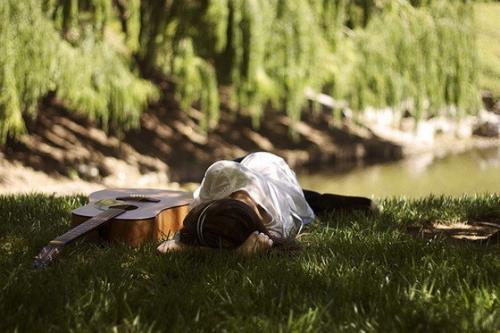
[[33, 188, 192, 269]]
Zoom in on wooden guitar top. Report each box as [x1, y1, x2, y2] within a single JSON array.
[[72, 188, 193, 220]]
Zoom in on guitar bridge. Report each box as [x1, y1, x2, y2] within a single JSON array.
[[116, 195, 161, 203]]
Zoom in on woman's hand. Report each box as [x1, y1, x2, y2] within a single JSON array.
[[236, 231, 273, 255], [157, 237, 186, 254]]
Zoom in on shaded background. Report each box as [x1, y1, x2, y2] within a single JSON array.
[[0, 0, 499, 196]]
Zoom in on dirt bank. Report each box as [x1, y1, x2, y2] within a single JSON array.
[[0, 93, 498, 195]]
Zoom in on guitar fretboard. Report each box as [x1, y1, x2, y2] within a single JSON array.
[[53, 208, 126, 245]]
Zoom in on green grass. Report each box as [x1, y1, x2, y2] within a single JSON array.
[[0, 194, 499, 332], [475, 2, 500, 97]]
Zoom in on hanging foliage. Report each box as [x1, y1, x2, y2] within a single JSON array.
[[0, 0, 157, 142], [172, 38, 219, 131], [131, 0, 479, 127], [336, 1, 479, 119], [0, 0, 59, 140], [0, 0, 481, 142]]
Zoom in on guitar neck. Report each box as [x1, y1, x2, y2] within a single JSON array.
[[52, 208, 126, 245]]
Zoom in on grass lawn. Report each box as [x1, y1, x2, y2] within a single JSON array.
[[0, 194, 499, 332], [475, 2, 500, 97]]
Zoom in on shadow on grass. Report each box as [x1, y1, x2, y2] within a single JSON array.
[[0, 193, 499, 332]]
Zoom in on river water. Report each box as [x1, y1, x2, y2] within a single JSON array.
[[298, 146, 500, 198]]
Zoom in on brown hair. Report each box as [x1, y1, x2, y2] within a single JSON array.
[[179, 198, 270, 249]]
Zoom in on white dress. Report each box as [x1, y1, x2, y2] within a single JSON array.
[[191, 152, 315, 240]]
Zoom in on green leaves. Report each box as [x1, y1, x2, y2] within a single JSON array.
[[0, 0, 483, 141], [0, 0, 157, 143]]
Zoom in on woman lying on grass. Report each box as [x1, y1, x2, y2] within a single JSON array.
[[157, 152, 377, 255]]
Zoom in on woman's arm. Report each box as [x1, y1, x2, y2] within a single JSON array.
[[157, 231, 273, 255], [229, 190, 272, 225]]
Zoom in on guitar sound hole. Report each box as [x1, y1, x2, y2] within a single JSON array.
[[111, 204, 138, 211]]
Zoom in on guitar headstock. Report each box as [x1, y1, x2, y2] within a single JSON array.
[[33, 243, 63, 270]]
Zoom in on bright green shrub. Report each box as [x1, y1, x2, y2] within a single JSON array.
[[0, 0, 157, 142], [0, 0, 482, 141]]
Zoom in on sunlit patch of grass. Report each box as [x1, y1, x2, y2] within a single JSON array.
[[0, 194, 498, 332], [475, 2, 500, 96]]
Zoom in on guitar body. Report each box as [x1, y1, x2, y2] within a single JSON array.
[[71, 188, 192, 247]]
